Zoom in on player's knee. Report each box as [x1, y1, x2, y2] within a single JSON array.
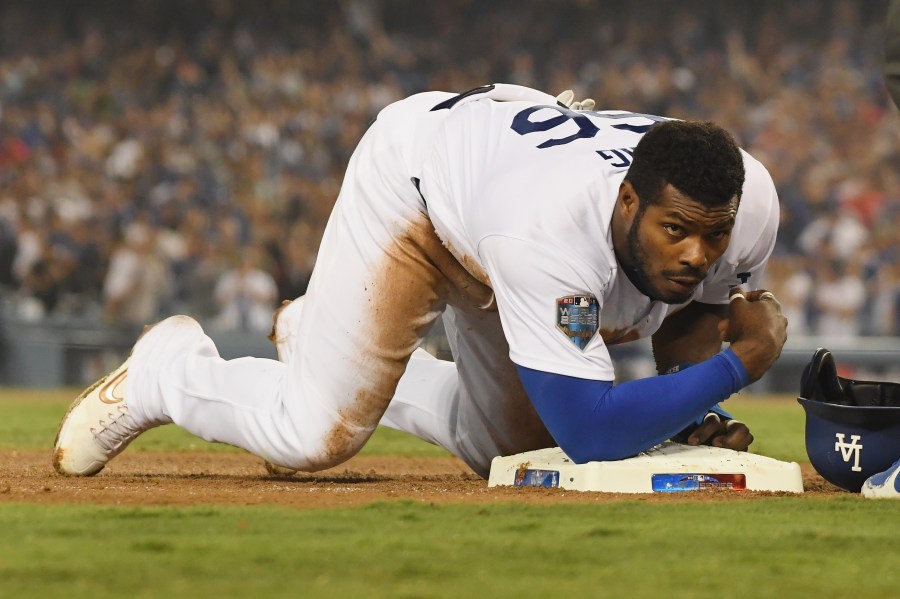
[[278, 422, 372, 472], [313, 421, 372, 469]]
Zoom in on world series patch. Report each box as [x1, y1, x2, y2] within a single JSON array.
[[556, 295, 599, 350]]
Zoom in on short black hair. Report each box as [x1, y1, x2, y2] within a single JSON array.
[[624, 120, 745, 208]]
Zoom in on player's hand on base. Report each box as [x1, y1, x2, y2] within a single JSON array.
[[721, 287, 788, 383], [687, 412, 754, 451]]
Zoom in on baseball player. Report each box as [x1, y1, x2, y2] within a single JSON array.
[[54, 84, 787, 479]]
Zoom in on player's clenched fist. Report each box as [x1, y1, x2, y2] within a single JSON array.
[[719, 287, 788, 383]]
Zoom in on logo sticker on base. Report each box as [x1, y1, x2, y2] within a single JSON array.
[[556, 295, 599, 350], [651, 473, 746, 492], [514, 469, 560, 488]]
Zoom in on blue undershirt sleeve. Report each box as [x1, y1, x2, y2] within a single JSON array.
[[664, 362, 733, 423], [515, 348, 749, 463]]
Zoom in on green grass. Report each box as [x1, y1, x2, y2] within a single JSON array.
[[0, 388, 449, 457], [0, 388, 803, 461], [0, 500, 898, 599], [3, 388, 899, 599]]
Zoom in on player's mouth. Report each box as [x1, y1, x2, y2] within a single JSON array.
[[667, 277, 701, 292]]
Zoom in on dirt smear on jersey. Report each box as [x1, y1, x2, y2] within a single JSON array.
[[0, 450, 846, 510]]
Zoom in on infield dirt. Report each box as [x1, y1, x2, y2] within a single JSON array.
[[0, 450, 844, 508]]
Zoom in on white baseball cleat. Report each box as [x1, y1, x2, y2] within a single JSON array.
[[53, 315, 201, 476], [861, 458, 900, 499], [53, 357, 138, 476]]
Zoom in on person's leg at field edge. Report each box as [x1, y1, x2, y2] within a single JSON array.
[[271, 295, 556, 478]]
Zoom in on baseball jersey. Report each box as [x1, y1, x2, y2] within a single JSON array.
[[409, 85, 780, 381]]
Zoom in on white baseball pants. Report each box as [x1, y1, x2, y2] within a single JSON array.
[[127, 91, 554, 477]]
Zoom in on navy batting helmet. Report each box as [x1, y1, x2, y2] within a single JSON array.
[[797, 348, 900, 492]]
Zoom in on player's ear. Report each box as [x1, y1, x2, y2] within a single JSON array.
[[618, 180, 640, 219]]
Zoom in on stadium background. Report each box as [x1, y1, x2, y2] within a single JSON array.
[[0, 0, 897, 388]]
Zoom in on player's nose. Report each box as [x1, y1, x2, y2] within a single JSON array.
[[679, 237, 708, 270]]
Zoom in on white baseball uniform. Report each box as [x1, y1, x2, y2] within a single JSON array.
[[127, 84, 779, 477]]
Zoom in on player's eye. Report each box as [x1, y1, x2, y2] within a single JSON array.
[[663, 223, 685, 237]]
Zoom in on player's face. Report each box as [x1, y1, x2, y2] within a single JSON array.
[[619, 183, 738, 304]]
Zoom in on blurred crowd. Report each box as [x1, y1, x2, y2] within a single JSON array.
[[0, 0, 897, 338]]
